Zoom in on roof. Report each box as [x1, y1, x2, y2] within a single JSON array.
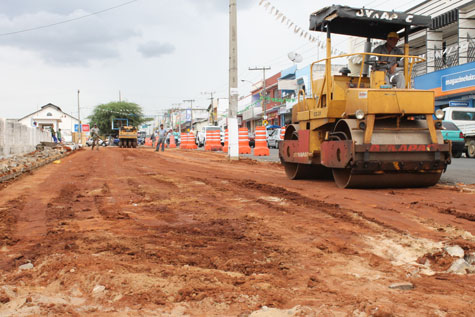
[[309, 5, 431, 39], [18, 103, 79, 121], [41, 103, 62, 112]]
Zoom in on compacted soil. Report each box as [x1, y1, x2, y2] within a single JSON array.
[[0, 147, 474, 316]]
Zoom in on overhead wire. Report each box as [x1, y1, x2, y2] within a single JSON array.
[[0, 0, 139, 37]]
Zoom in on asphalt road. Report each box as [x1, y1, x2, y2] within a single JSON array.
[[243, 148, 475, 185]]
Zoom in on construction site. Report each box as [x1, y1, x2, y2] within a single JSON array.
[[0, 147, 474, 316]]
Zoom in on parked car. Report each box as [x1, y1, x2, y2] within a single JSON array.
[[441, 121, 465, 158], [86, 138, 108, 147], [267, 128, 282, 149], [442, 107, 475, 158]]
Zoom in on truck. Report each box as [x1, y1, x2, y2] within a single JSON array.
[[442, 107, 475, 158], [279, 5, 451, 188]]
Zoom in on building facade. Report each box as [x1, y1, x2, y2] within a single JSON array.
[[18, 103, 80, 142], [409, 0, 475, 109]]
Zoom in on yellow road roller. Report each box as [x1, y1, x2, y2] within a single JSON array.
[[279, 5, 451, 188]]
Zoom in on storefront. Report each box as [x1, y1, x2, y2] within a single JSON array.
[[414, 61, 475, 109]]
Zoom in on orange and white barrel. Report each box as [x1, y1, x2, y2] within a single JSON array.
[[188, 133, 197, 149], [238, 128, 251, 154], [253, 126, 269, 156], [180, 133, 188, 149], [223, 129, 229, 153], [205, 130, 222, 151], [280, 127, 285, 140], [168, 134, 177, 148]]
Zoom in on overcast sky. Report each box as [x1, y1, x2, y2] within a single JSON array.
[[0, 0, 425, 120]]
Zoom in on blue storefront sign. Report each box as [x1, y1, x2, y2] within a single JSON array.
[[74, 124, 80, 132], [449, 101, 469, 107], [441, 68, 475, 92]]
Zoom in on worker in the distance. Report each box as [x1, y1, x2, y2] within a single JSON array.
[[90, 124, 100, 150], [372, 32, 405, 88], [155, 124, 166, 152]]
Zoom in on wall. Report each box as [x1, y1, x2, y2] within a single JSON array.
[[0, 118, 52, 159]]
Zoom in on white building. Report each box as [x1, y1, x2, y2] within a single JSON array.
[[18, 103, 80, 142]]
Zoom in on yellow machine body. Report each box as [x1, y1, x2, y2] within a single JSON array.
[[118, 126, 138, 148]]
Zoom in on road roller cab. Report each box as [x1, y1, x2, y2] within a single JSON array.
[[279, 5, 451, 188]]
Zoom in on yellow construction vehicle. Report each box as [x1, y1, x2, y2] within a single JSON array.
[[118, 126, 138, 148], [279, 5, 451, 188]]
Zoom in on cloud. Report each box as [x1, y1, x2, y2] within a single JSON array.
[[137, 41, 175, 58], [0, 1, 115, 17], [0, 9, 140, 65]]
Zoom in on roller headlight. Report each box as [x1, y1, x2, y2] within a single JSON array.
[[355, 109, 365, 120], [435, 109, 444, 120]]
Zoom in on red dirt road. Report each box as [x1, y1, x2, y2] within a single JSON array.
[[1, 147, 474, 316]]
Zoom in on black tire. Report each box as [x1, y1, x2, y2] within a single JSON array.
[[452, 151, 463, 158], [468, 140, 475, 158]]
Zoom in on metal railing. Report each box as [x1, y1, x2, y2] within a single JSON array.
[[435, 50, 459, 70], [468, 40, 475, 63]]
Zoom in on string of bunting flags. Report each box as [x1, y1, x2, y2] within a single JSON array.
[[258, 0, 347, 57]]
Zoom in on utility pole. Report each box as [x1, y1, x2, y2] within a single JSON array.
[[228, 0, 239, 159], [119, 90, 122, 102], [183, 99, 195, 132], [202, 91, 215, 124], [249, 66, 271, 121], [77, 89, 81, 145]]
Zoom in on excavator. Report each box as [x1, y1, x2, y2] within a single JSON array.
[[279, 5, 451, 188]]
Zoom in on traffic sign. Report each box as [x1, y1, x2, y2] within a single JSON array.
[[263, 120, 268, 126], [82, 124, 90, 132]]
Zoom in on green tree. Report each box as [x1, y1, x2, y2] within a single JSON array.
[[87, 101, 151, 135]]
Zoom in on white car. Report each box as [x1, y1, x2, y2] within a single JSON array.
[[267, 129, 282, 149], [86, 138, 108, 147]]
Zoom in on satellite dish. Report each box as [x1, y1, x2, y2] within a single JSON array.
[[288, 51, 303, 63]]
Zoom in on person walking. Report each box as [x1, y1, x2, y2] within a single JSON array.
[[155, 124, 166, 152], [51, 127, 58, 143], [90, 124, 100, 151], [56, 128, 62, 143]]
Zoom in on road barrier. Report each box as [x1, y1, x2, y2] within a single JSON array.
[[188, 133, 197, 149], [145, 137, 152, 147], [253, 126, 269, 156], [180, 133, 188, 149], [280, 127, 285, 140], [223, 129, 229, 153], [205, 130, 222, 151], [238, 128, 251, 154]]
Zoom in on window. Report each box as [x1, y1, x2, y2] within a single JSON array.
[[46, 112, 53, 117], [452, 111, 475, 121], [442, 121, 459, 130]]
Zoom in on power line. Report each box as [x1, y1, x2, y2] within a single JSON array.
[[0, 0, 139, 37]]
